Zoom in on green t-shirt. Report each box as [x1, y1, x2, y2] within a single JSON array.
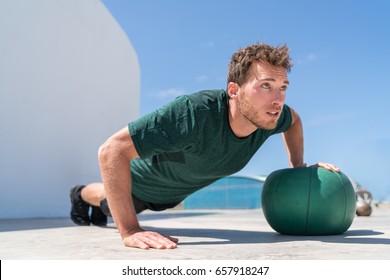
[[128, 89, 292, 204]]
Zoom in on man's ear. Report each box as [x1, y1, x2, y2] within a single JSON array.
[[227, 82, 239, 99]]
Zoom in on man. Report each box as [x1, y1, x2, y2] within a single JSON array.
[[70, 43, 339, 249]]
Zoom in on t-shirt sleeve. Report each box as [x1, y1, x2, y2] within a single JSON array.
[[128, 95, 198, 159]]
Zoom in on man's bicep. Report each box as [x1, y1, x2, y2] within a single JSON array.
[[105, 126, 140, 160], [287, 106, 300, 128]]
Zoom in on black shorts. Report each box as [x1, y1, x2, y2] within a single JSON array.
[[99, 194, 180, 217]]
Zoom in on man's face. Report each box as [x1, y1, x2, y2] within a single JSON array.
[[236, 61, 289, 130]]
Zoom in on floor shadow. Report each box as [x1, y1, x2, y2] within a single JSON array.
[[1, 210, 389, 248], [0, 212, 214, 232], [138, 211, 215, 221], [143, 226, 390, 246], [0, 218, 75, 232]]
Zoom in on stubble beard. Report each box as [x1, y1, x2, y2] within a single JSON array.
[[238, 95, 279, 131]]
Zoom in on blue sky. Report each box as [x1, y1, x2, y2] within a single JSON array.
[[102, 0, 390, 201]]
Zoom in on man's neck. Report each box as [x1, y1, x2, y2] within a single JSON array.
[[227, 100, 257, 138]]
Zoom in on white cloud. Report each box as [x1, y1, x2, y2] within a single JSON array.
[[296, 53, 317, 64], [149, 88, 187, 99], [199, 40, 215, 48], [196, 75, 209, 83], [307, 53, 317, 61]]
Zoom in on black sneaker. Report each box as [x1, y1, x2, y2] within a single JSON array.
[[70, 185, 91, 226], [91, 206, 107, 226]]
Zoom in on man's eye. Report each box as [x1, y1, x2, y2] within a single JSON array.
[[261, 83, 271, 89], [280, 85, 288, 91]]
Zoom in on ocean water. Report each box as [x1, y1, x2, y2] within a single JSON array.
[[183, 176, 265, 209]]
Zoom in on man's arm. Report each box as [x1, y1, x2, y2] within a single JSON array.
[[282, 107, 305, 168], [98, 127, 178, 249], [282, 107, 340, 171]]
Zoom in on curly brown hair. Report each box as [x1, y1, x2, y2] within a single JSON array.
[[227, 43, 292, 86]]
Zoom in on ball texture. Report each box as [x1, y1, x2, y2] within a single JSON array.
[[261, 167, 356, 235]]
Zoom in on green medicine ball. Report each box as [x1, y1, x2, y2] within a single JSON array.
[[261, 167, 356, 235]]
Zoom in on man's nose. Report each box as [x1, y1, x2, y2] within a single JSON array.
[[272, 90, 286, 105]]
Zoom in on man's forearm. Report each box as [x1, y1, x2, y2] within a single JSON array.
[[283, 109, 305, 167], [98, 146, 139, 237], [97, 127, 141, 239]]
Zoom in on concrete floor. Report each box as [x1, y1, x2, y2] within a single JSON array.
[[1, 206, 390, 260]]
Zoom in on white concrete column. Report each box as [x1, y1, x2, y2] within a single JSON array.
[[0, 0, 140, 218]]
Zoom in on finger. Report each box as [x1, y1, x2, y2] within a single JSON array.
[[325, 163, 340, 172], [124, 237, 150, 250], [144, 232, 178, 249], [123, 234, 150, 250], [161, 233, 179, 244], [127, 231, 178, 249], [122, 227, 151, 250], [317, 162, 340, 172]]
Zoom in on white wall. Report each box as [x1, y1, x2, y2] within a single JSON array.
[[0, 0, 140, 218]]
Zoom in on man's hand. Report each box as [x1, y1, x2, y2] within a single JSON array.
[[312, 162, 340, 172], [293, 162, 340, 172], [123, 226, 179, 250]]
